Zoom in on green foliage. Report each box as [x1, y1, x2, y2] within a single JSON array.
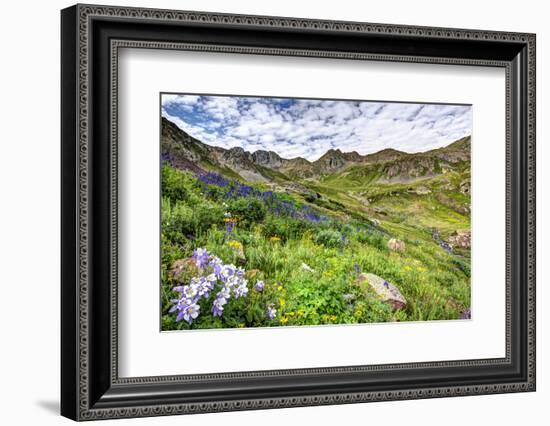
[[162, 164, 195, 202], [314, 229, 344, 248], [227, 197, 266, 226]]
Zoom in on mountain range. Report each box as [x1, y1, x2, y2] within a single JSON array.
[[161, 116, 470, 187]]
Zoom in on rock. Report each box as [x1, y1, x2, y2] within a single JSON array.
[[245, 269, 261, 279], [356, 273, 407, 311], [387, 238, 405, 252], [300, 262, 315, 273], [169, 258, 198, 281], [415, 186, 431, 195], [448, 230, 471, 249], [459, 179, 470, 194], [343, 293, 356, 302]]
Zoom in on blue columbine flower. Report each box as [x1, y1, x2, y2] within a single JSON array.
[[193, 248, 211, 269], [255, 280, 264, 292], [267, 304, 277, 320], [181, 302, 201, 324], [234, 281, 249, 298]]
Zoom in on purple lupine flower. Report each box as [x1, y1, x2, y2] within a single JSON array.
[[225, 221, 234, 235], [460, 308, 471, 319], [266, 304, 277, 320], [254, 280, 264, 292]]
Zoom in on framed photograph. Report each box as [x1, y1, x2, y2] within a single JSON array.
[[61, 4, 536, 421]]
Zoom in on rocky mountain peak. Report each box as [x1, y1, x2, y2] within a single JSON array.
[[251, 150, 284, 169]]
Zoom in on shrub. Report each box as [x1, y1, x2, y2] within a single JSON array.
[[228, 197, 266, 226], [162, 164, 191, 202], [193, 204, 224, 235], [315, 229, 344, 248]]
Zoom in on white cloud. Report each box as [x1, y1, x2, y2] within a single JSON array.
[[161, 94, 472, 161]]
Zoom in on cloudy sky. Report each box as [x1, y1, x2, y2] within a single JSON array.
[[161, 94, 471, 162]]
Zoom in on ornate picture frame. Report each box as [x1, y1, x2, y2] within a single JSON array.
[[61, 4, 535, 421]]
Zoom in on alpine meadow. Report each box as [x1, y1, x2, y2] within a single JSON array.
[[160, 94, 472, 331]]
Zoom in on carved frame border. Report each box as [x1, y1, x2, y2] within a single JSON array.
[[61, 3, 535, 421]]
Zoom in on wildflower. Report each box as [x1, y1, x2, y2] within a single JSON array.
[[212, 297, 226, 317], [220, 264, 237, 282], [180, 283, 198, 300], [225, 222, 234, 235], [354, 263, 361, 274], [193, 248, 211, 269], [267, 304, 277, 320], [179, 302, 200, 324], [269, 236, 281, 242], [216, 287, 231, 302], [280, 317, 289, 325], [460, 308, 471, 319], [233, 281, 249, 298], [228, 240, 243, 250], [254, 280, 264, 292], [209, 256, 223, 276]]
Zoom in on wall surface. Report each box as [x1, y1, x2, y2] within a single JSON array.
[[0, 0, 547, 424]]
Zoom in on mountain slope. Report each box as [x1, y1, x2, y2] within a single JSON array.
[[161, 116, 470, 186]]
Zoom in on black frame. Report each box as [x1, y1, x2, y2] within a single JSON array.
[[61, 4, 536, 421]]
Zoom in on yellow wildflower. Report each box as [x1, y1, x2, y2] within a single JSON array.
[[228, 240, 243, 250], [280, 317, 289, 325], [269, 236, 281, 242]]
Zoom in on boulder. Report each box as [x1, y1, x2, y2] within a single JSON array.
[[387, 238, 405, 252], [169, 257, 198, 281], [448, 230, 471, 249], [459, 179, 470, 194], [244, 269, 261, 279], [356, 273, 407, 311]]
